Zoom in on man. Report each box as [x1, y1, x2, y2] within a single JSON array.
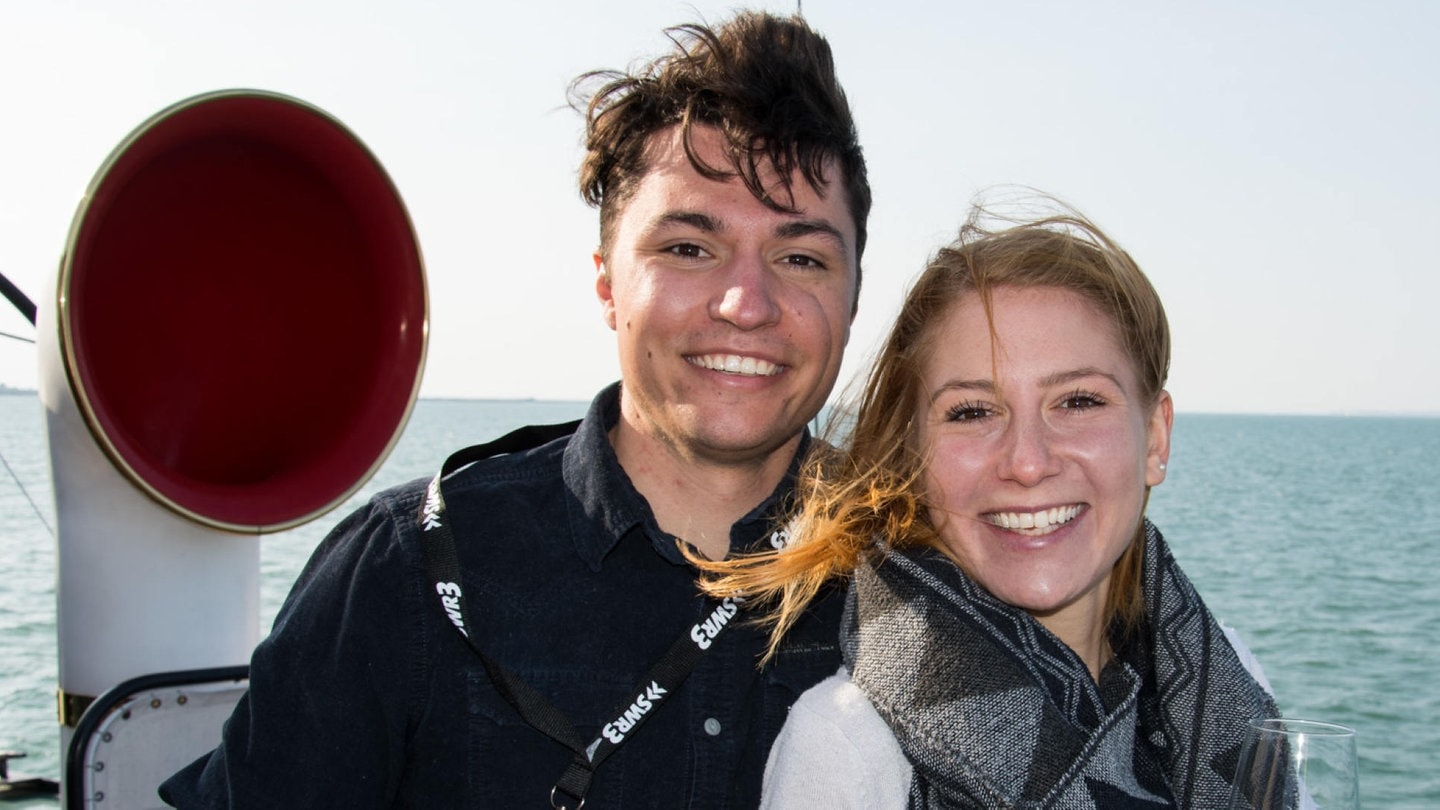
[[161, 10, 869, 808]]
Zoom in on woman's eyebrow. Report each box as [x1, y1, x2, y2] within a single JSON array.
[[927, 368, 1128, 405], [929, 378, 994, 404], [1040, 367, 1125, 390]]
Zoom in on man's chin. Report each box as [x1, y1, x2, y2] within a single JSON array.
[[683, 420, 807, 465]]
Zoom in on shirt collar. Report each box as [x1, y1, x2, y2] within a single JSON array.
[[562, 382, 812, 571]]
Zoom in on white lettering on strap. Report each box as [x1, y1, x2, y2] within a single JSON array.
[[435, 581, 468, 636], [689, 597, 742, 650], [421, 477, 444, 532], [601, 681, 668, 744], [770, 515, 800, 549]]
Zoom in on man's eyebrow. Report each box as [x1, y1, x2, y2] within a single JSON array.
[[653, 212, 849, 256], [775, 219, 850, 260], [655, 211, 722, 232]]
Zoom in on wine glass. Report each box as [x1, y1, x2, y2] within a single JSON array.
[[1228, 718, 1359, 809]]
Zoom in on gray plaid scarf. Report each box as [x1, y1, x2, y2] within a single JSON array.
[[841, 521, 1279, 809]]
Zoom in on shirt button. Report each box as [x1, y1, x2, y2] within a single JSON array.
[[703, 717, 722, 736]]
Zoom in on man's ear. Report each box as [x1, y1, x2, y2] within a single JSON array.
[[595, 252, 617, 331]]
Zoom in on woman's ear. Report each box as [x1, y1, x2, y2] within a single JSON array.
[[1145, 390, 1174, 487]]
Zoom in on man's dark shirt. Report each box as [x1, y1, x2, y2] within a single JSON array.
[[160, 383, 843, 808]]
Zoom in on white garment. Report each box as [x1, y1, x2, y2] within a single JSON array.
[[758, 670, 910, 809], [761, 625, 1272, 809]]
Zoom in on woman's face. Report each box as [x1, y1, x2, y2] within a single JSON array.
[[916, 286, 1171, 635]]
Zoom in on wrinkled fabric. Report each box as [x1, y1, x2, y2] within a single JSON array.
[[842, 522, 1279, 809], [160, 383, 843, 809]]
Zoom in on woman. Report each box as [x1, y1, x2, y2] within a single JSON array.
[[699, 201, 1278, 808]]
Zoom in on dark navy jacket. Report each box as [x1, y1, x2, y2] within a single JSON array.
[[161, 383, 843, 808]]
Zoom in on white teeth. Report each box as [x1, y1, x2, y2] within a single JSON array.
[[691, 354, 779, 377], [987, 505, 1081, 535]]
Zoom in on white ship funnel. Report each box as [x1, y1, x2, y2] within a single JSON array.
[[37, 90, 426, 777]]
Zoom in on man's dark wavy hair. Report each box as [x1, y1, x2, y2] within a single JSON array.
[[572, 11, 870, 287]]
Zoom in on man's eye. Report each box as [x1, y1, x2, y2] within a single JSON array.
[[782, 254, 825, 269], [666, 243, 708, 259]]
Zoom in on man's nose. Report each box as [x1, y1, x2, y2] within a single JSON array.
[[711, 255, 782, 330]]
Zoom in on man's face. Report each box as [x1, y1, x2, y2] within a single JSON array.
[[595, 125, 858, 467]]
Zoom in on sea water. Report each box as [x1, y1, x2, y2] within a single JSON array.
[[2, 394, 1436, 807]]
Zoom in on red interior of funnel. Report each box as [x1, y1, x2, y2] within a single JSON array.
[[61, 92, 426, 532]]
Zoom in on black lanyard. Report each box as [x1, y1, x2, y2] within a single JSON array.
[[415, 421, 750, 809]]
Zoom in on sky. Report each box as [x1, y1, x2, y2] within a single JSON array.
[[1, 1, 1436, 416]]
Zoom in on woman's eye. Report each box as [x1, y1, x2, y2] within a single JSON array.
[[944, 401, 992, 422], [1060, 391, 1106, 410]]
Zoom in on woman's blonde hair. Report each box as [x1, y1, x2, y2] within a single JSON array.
[[698, 195, 1170, 660]]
